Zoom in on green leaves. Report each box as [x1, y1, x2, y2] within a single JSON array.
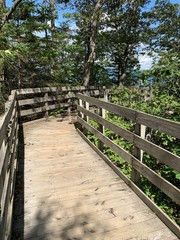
[[106, 86, 180, 225]]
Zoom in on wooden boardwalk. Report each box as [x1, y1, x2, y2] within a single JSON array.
[[13, 117, 178, 240]]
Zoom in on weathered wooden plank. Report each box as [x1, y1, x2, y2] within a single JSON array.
[[0, 127, 18, 240], [0, 93, 17, 149], [134, 136, 180, 171], [136, 111, 180, 139], [77, 129, 180, 238], [0, 92, 18, 239], [0, 115, 18, 208], [18, 90, 103, 106], [77, 117, 180, 204], [17, 202, 148, 232], [24, 216, 176, 240], [18, 93, 76, 106], [131, 123, 144, 185], [24, 211, 160, 239], [77, 93, 180, 139], [24, 183, 129, 209], [20, 103, 71, 116], [77, 105, 180, 171], [15, 118, 178, 240], [97, 105, 105, 151], [77, 105, 133, 141], [77, 93, 136, 120], [16, 86, 105, 95], [0, 106, 19, 201]]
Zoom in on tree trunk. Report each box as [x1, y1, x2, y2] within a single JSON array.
[[118, 73, 126, 86], [118, 56, 126, 86], [50, 0, 55, 37], [117, 44, 129, 86], [83, 0, 104, 86], [50, 0, 55, 76]]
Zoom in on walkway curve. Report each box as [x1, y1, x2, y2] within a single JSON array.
[[12, 117, 178, 240]]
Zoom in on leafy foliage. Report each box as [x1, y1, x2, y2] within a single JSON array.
[[109, 87, 180, 224], [87, 86, 180, 225]]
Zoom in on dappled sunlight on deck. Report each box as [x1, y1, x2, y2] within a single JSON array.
[[12, 117, 178, 240]]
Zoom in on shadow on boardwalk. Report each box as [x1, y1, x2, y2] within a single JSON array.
[[11, 121, 107, 239], [23, 203, 107, 239], [12, 122, 25, 239], [13, 199, 107, 239]]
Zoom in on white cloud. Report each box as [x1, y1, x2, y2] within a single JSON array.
[[69, 22, 78, 31], [137, 43, 154, 71], [139, 54, 153, 70]]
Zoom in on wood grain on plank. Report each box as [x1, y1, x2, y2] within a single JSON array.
[[12, 118, 178, 240]]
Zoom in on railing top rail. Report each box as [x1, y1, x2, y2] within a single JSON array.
[[14, 86, 106, 95], [77, 93, 180, 139]]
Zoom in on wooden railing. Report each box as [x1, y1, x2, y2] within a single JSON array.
[[76, 93, 180, 238], [0, 92, 20, 240], [16, 86, 106, 119], [0, 87, 179, 239], [0, 86, 107, 239]]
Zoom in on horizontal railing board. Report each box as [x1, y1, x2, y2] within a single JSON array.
[[18, 90, 102, 106], [18, 93, 76, 106], [16, 86, 106, 95], [0, 93, 17, 149], [77, 117, 180, 204], [0, 101, 18, 177], [20, 103, 72, 116], [77, 129, 180, 238], [0, 133, 18, 240], [0, 109, 18, 204], [0, 91, 19, 240], [78, 93, 136, 119], [134, 136, 180, 172], [77, 93, 180, 139], [0, 87, 108, 239], [77, 105, 180, 172], [1, 124, 18, 204]]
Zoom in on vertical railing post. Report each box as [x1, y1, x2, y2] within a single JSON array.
[[97, 107, 105, 151], [83, 100, 89, 136], [67, 91, 71, 116], [44, 92, 49, 121], [131, 123, 146, 186], [97, 91, 107, 151], [77, 98, 83, 131], [79, 99, 84, 119], [104, 89, 108, 102], [84, 101, 89, 123]]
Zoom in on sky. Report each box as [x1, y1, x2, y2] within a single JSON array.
[[6, 0, 179, 70]]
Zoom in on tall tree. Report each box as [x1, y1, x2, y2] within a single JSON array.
[[82, 0, 105, 86], [69, 0, 106, 86], [101, 0, 150, 86], [140, 1, 180, 94], [149, 0, 179, 53]]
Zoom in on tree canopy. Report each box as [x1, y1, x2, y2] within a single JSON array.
[[0, 0, 179, 92]]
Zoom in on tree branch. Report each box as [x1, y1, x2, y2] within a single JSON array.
[[0, 0, 23, 30]]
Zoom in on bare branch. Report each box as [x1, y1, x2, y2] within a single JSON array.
[[0, 0, 23, 30]]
